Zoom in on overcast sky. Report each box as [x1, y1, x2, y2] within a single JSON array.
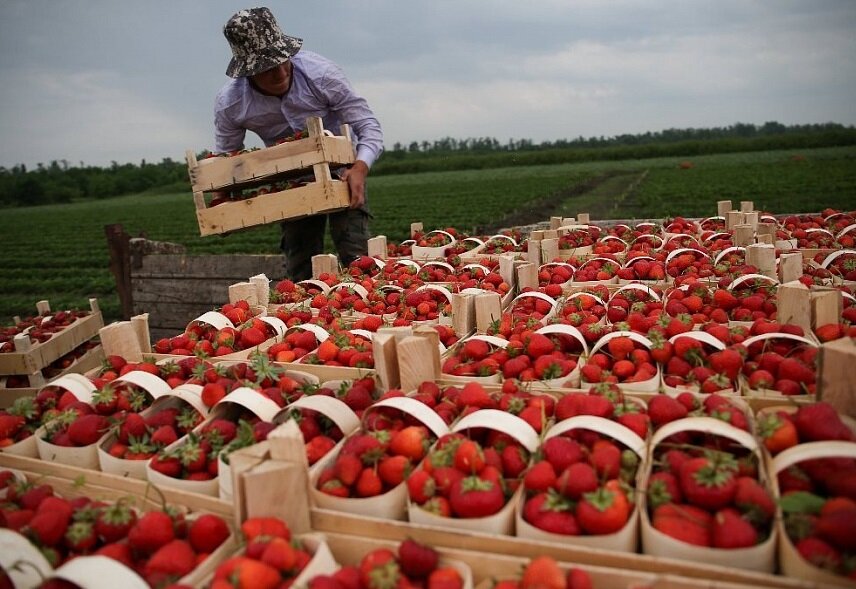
[[1, 1, 855, 169]]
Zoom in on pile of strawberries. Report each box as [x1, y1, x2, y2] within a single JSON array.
[[317, 420, 434, 499], [407, 429, 528, 520], [148, 418, 242, 482], [492, 555, 592, 589], [152, 300, 279, 357], [209, 517, 314, 589], [520, 428, 639, 537], [0, 308, 90, 352], [103, 400, 203, 462], [307, 537, 465, 589], [0, 483, 230, 587], [646, 429, 775, 550]]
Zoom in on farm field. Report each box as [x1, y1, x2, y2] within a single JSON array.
[[1, 145, 855, 325]]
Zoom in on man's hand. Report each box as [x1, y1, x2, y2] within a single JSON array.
[[340, 160, 369, 209]]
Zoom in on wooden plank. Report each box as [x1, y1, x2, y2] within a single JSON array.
[[0, 453, 232, 518], [717, 200, 733, 217], [819, 337, 856, 418], [131, 277, 232, 305], [309, 510, 808, 589], [367, 236, 387, 259], [811, 287, 842, 329], [135, 253, 283, 278], [196, 180, 351, 237], [776, 281, 811, 333]]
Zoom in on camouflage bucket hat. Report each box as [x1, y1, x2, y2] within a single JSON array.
[[224, 7, 303, 78]]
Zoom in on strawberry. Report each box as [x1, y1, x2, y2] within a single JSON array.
[[188, 513, 230, 554], [521, 556, 565, 589], [398, 537, 439, 578], [795, 537, 841, 572], [94, 501, 137, 543], [127, 510, 175, 555], [27, 509, 71, 547], [711, 508, 758, 548], [647, 395, 688, 427], [378, 455, 411, 487], [118, 412, 148, 445], [260, 536, 298, 572], [95, 541, 135, 568], [575, 480, 630, 535], [449, 475, 505, 518], [793, 402, 854, 442], [334, 453, 364, 486], [214, 556, 281, 589], [407, 469, 437, 504], [150, 454, 183, 478], [652, 503, 712, 546], [523, 491, 579, 535], [143, 538, 197, 578], [542, 436, 584, 472], [523, 461, 557, 493], [815, 506, 856, 552], [356, 467, 383, 497], [240, 517, 290, 542], [679, 453, 739, 511], [428, 567, 464, 589], [556, 462, 598, 500], [734, 476, 775, 524], [647, 471, 682, 509], [67, 414, 109, 446]]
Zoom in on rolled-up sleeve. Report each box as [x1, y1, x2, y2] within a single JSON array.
[[321, 66, 384, 169]]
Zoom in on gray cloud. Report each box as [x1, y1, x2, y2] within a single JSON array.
[[1, 0, 855, 168]]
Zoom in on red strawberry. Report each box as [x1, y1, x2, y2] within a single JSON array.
[[127, 510, 175, 555], [27, 509, 71, 546], [652, 503, 712, 546], [647, 471, 682, 509], [334, 453, 363, 487], [542, 436, 584, 472], [734, 477, 775, 525], [94, 501, 137, 543], [523, 461, 557, 493], [398, 538, 439, 578], [188, 513, 230, 554], [356, 468, 383, 497], [449, 475, 505, 518], [793, 402, 854, 442], [647, 395, 688, 427], [557, 462, 598, 500], [67, 414, 110, 446], [523, 491, 580, 535], [407, 469, 437, 504], [118, 413, 148, 445], [679, 454, 738, 511], [711, 508, 758, 548], [144, 539, 197, 578], [795, 537, 841, 572], [815, 506, 856, 552], [575, 480, 630, 535]]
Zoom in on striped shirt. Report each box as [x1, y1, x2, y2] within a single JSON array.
[[214, 49, 383, 168]]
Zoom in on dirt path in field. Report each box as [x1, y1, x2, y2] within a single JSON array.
[[475, 170, 646, 233]]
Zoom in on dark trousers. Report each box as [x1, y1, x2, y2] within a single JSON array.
[[280, 206, 371, 281]]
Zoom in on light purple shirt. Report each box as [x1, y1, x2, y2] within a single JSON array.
[[214, 50, 383, 168]]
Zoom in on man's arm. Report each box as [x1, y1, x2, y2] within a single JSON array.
[[320, 66, 383, 208]]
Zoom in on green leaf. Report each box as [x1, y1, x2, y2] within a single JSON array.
[[779, 491, 825, 514]]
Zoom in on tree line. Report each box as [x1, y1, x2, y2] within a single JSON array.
[[1, 122, 854, 207]]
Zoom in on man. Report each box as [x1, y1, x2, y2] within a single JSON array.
[[215, 7, 383, 280]]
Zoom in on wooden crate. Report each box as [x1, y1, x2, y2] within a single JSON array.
[[0, 299, 103, 378], [0, 343, 105, 408], [187, 117, 355, 236]]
